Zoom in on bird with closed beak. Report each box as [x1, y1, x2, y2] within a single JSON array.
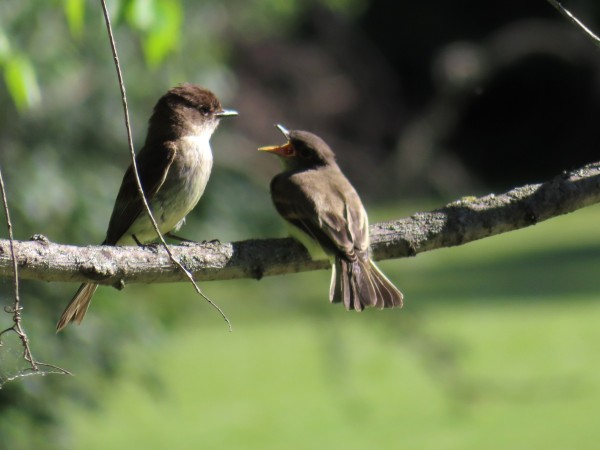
[[56, 83, 237, 332], [259, 125, 403, 311]]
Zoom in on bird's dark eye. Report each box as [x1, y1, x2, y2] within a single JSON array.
[[297, 145, 311, 159], [199, 106, 211, 116]]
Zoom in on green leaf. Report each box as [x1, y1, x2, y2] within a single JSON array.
[[125, 0, 158, 31], [3, 55, 41, 111], [63, 0, 85, 38], [124, 0, 182, 66], [140, 0, 182, 67]]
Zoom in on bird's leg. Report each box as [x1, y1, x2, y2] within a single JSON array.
[[165, 232, 220, 246], [132, 234, 159, 252], [165, 232, 198, 246]]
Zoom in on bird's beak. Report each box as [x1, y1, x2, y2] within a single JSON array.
[[275, 124, 290, 138], [215, 109, 238, 118], [258, 124, 295, 156], [258, 142, 295, 157]]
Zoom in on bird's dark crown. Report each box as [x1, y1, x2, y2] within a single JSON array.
[[146, 84, 222, 142], [158, 83, 222, 117], [287, 130, 337, 167]]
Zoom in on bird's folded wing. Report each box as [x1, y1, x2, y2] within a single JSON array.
[[104, 142, 177, 245], [271, 174, 367, 260]]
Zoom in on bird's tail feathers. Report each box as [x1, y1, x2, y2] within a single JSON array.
[[56, 283, 99, 332], [330, 257, 403, 311]]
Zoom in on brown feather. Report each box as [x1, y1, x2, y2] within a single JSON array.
[[56, 283, 99, 332]]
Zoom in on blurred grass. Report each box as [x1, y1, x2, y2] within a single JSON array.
[[63, 202, 600, 450]]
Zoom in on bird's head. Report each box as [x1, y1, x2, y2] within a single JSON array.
[[259, 125, 336, 170], [149, 83, 237, 139]]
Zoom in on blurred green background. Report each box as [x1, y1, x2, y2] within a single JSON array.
[[1, 0, 600, 449]]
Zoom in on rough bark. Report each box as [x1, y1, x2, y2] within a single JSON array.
[[1, 162, 599, 287]]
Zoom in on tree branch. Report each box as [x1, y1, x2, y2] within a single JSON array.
[[1, 162, 599, 287]]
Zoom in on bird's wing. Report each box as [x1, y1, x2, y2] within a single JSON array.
[[271, 169, 369, 260], [104, 142, 177, 245]]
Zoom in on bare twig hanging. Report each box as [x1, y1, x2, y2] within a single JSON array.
[[0, 168, 71, 379], [547, 0, 600, 49]]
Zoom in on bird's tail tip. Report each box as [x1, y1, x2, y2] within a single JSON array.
[[330, 258, 403, 311], [56, 283, 98, 332]]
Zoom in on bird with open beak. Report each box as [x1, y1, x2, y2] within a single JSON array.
[[259, 125, 403, 311]]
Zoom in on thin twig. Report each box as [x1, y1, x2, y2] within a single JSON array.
[[0, 168, 71, 376], [547, 0, 600, 49], [0, 168, 35, 366], [98, 0, 231, 331]]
